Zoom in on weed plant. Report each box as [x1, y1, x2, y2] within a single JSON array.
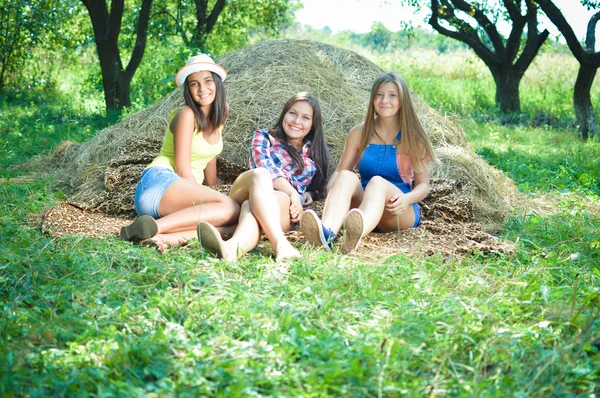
[[1, 42, 599, 396]]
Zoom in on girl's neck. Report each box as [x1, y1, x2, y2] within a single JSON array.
[[374, 116, 400, 141], [288, 137, 303, 150]]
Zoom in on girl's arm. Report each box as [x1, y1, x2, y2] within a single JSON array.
[[171, 107, 197, 183], [327, 125, 362, 189], [203, 157, 218, 186], [273, 177, 303, 223], [386, 152, 430, 215], [250, 130, 288, 181]]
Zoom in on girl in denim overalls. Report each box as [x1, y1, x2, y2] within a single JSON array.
[[301, 72, 438, 254]]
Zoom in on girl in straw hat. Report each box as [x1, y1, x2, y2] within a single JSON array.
[[197, 92, 329, 262], [301, 72, 437, 254], [120, 54, 239, 253]]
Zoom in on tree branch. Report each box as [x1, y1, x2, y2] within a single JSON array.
[[585, 11, 600, 52], [126, 0, 154, 79], [450, 0, 505, 54], [108, 0, 124, 46], [429, 0, 497, 64], [536, 0, 584, 61], [205, 0, 226, 33]]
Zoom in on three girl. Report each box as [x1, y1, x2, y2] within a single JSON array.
[[197, 92, 329, 262], [120, 54, 239, 252], [301, 72, 437, 254], [122, 60, 433, 259]]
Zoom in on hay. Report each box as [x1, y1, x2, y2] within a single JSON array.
[[41, 38, 526, 229], [40, 179, 515, 259]]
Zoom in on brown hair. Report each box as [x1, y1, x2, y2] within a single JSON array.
[[269, 92, 329, 199], [358, 72, 437, 172]]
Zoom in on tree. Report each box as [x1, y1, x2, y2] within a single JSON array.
[[363, 22, 393, 52], [81, 0, 154, 112], [154, 0, 298, 54], [536, 0, 600, 139], [0, 0, 72, 89], [404, 0, 549, 113]]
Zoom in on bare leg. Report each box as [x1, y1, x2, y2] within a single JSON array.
[[341, 176, 414, 254], [228, 169, 300, 262], [156, 179, 240, 233], [358, 176, 415, 233], [198, 201, 261, 261], [320, 170, 364, 234]]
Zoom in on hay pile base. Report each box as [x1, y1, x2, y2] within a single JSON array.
[[40, 178, 514, 260]]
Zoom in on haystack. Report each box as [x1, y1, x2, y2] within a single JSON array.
[[40, 39, 526, 257]]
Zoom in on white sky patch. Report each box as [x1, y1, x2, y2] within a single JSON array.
[[295, 0, 598, 41]]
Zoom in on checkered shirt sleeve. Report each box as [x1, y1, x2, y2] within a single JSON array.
[[249, 129, 316, 195]]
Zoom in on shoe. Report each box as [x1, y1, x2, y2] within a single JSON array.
[[341, 209, 364, 254], [300, 209, 335, 250], [120, 215, 158, 241], [197, 221, 238, 261]]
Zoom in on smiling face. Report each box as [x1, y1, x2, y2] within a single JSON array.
[[187, 71, 216, 111], [373, 81, 401, 119], [282, 100, 314, 149]]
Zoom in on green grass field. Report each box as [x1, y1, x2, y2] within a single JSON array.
[[1, 44, 599, 396]]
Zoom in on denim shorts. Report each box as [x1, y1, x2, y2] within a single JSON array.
[[134, 167, 180, 218]]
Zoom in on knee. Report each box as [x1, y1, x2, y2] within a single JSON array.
[[247, 168, 273, 187], [222, 195, 240, 221], [241, 200, 251, 212], [365, 176, 387, 191], [335, 170, 360, 185]]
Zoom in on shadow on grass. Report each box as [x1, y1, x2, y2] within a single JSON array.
[[475, 144, 599, 195]]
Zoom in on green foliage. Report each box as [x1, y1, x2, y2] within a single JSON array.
[[151, 0, 299, 56], [206, 0, 300, 55], [0, 0, 82, 89], [361, 22, 393, 52], [465, 120, 600, 195], [288, 23, 467, 53], [1, 33, 600, 396], [0, 87, 111, 178]]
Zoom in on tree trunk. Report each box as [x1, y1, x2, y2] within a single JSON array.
[[491, 68, 522, 114], [574, 64, 598, 140], [97, 47, 132, 111], [81, 0, 152, 113]]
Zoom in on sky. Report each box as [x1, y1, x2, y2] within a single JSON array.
[[295, 0, 597, 40]]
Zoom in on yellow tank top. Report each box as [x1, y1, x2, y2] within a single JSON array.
[[147, 108, 223, 184]]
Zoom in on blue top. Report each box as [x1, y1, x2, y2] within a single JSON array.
[[357, 132, 412, 194]]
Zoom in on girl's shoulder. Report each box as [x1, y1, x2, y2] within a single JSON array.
[[173, 106, 193, 117], [169, 107, 195, 134], [252, 128, 275, 144], [170, 106, 194, 123], [347, 123, 364, 143]]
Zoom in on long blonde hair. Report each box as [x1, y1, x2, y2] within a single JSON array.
[[358, 72, 437, 172]]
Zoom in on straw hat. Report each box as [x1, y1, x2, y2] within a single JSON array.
[[175, 54, 227, 87]]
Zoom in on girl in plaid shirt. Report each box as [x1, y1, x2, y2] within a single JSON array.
[[198, 92, 329, 262]]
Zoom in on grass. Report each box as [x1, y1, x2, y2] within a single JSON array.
[[1, 43, 600, 396]]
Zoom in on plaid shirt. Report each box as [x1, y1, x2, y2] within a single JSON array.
[[249, 129, 316, 195]]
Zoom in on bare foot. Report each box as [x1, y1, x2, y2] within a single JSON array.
[[274, 239, 301, 263], [140, 235, 168, 254], [197, 221, 240, 261]]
